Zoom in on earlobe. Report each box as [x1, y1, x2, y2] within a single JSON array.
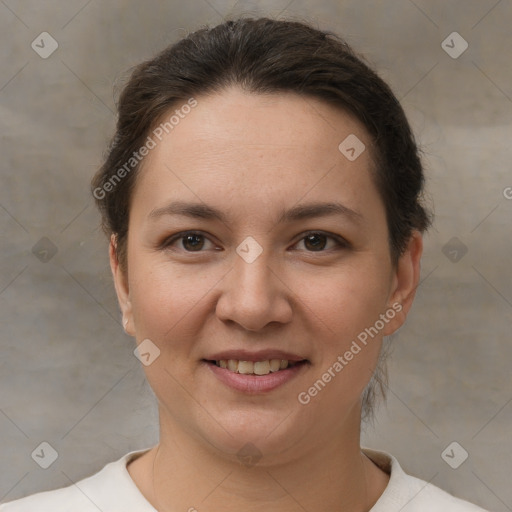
[[382, 231, 423, 336], [109, 235, 135, 335]]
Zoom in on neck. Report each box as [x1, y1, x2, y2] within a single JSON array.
[[128, 409, 389, 512]]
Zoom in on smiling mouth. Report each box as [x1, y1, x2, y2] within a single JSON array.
[[206, 359, 307, 376]]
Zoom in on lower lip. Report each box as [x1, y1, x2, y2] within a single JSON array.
[[205, 361, 307, 393]]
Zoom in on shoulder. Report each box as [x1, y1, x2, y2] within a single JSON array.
[[0, 483, 94, 512], [362, 448, 489, 512], [0, 448, 153, 512], [392, 472, 489, 511]]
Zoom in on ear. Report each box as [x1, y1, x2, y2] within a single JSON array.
[[382, 230, 423, 336], [109, 234, 135, 336]]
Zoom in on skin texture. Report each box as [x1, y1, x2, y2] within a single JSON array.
[[110, 86, 423, 511]]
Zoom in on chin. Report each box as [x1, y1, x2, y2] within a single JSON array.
[[190, 406, 310, 463]]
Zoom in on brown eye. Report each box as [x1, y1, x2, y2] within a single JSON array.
[[182, 233, 205, 251], [303, 233, 328, 251], [294, 231, 349, 252], [162, 231, 216, 252]]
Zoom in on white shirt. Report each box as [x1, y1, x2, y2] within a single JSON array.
[[0, 448, 489, 511]]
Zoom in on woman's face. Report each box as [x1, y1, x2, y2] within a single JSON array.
[[112, 87, 421, 463]]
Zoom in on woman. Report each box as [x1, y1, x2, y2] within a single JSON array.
[[1, 16, 488, 512]]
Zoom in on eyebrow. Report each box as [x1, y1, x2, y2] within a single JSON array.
[[148, 200, 363, 225]]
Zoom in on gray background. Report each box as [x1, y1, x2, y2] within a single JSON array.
[[0, 1, 511, 510]]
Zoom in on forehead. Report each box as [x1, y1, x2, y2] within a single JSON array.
[[158, 87, 371, 159], [131, 87, 383, 225]]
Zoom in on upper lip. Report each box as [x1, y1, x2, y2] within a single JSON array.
[[205, 350, 307, 362]]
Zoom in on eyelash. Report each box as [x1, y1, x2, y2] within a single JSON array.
[[160, 230, 350, 254]]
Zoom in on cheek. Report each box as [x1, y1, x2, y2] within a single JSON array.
[[127, 260, 214, 396], [298, 274, 387, 407], [129, 259, 194, 335], [302, 266, 390, 346], [296, 265, 391, 408]]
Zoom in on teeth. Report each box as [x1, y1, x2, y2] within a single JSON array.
[[253, 360, 270, 375], [269, 359, 281, 372], [215, 359, 296, 376], [238, 361, 253, 374]]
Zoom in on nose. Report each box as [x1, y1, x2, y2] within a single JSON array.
[[215, 249, 293, 332]]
